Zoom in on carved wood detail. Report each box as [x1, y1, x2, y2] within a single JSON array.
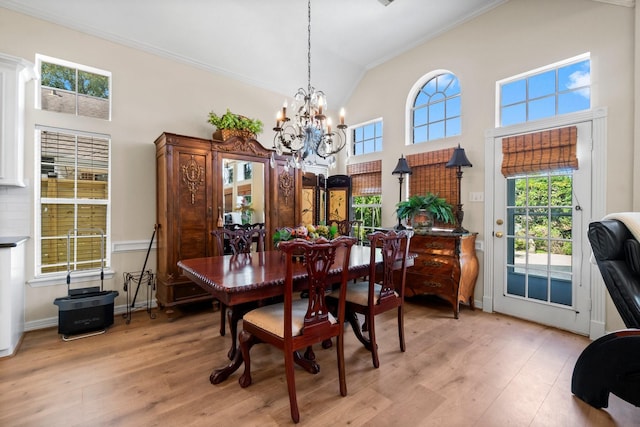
[[279, 170, 294, 205], [181, 155, 204, 204]]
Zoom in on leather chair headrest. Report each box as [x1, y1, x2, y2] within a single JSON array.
[[625, 239, 640, 275], [588, 220, 633, 261]]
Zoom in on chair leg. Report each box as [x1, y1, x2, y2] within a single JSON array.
[[398, 305, 406, 352], [284, 349, 300, 423], [336, 333, 347, 396], [368, 313, 380, 369]]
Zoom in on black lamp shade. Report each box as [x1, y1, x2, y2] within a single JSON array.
[[392, 155, 412, 175], [446, 145, 472, 168]]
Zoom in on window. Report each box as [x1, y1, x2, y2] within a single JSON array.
[[353, 195, 382, 242], [498, 54, 590, 127], [352, 120, 383, 155], [406, 148, 458, 228], [37, 127, 111, 275], [411, 72, 461, 143], [347, 160, 382, 241], [37, 54, 111, 120]]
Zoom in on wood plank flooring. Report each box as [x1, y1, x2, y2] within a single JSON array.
[[1, 297, 639, 426]]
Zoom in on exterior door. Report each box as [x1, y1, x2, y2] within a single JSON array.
[[491, 121, 592, 335]]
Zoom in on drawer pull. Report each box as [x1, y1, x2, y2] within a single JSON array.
[[422, 242, 445, 249], [421, 259, 443, 268], [421, 280, 443, 288]]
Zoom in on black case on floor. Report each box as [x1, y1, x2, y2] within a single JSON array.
[[53, 229, 118, 338], [54, 290, 118, 335]]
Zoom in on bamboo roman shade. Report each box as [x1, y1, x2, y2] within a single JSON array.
[[501, 126, 578, 177], [347, 160, 382, 196], [407, 147, 457, 205]]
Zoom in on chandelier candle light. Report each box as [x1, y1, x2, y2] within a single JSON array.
[[272, 0, 347, 171]]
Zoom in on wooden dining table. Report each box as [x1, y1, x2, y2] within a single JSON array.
[[178, 245, 413, 384]]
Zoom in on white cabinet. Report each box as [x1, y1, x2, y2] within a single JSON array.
[[0, 237, 27, 357], [0, 53, 35, 187]]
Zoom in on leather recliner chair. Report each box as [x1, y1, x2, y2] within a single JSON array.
[[571, 219, 640, 408]]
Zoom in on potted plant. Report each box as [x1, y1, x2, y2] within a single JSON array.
[[396, 193, 455, 233], [207, 108, 264, 139]]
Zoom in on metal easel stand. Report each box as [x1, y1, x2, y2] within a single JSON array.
[[122, 270, 156, 324]]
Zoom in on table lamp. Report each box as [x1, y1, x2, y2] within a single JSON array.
[[392, 155, 412, 230], [446, 144, 472, 233]]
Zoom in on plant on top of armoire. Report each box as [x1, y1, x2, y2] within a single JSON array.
[[208, 109, 264, 140]]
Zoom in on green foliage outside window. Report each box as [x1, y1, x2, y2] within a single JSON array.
[[353, 195, 382, 242], [41, 62, 109, 99], [511, 174, 573, 255]]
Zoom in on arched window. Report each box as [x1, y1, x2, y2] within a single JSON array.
[[411, 72, 461, 144]]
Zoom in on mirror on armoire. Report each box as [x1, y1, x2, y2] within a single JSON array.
[[212, 136, 276, 255], [222, 158, 265, 227]]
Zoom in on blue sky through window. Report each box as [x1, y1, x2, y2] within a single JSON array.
[[500, 57, 590, 126]]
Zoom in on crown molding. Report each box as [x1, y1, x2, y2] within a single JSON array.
[[591, 0, 635, 7]]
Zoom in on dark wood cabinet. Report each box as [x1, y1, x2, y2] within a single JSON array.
[[405, 231, 479, 318], [155, 132, 300, 316], [155, 133, 215, 315]]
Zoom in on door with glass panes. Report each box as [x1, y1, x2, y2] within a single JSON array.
[[492, 122, 591, 334]]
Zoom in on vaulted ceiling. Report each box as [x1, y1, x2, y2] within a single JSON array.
[[0, 0, 508, 106]]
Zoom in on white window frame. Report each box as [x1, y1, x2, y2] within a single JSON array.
[[406, 69, 461, 145], [32, 125, 113, 286], [351, 118, 383, 156], [35, 54, 112, 120], [495, 52, 591, 127]]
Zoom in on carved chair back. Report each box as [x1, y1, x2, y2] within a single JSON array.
[[238, 236, 357, 423]]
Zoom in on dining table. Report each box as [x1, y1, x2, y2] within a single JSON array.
[[178, 244, 414, 384]]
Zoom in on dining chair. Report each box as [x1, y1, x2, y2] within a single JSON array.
[[213, 227, 266, 255], [212, 227, 267, 359], [237, 235, 357, 424], [331, 219, 362, 243], [328, 229, 412, 368]]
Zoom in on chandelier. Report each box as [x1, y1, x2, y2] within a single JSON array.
[[271, 0, 347, 170]]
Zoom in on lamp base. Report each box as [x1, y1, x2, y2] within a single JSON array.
[[452, 226, 469, 234]]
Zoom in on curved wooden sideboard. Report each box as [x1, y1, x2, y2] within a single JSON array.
[[404, 231, 479, 318]]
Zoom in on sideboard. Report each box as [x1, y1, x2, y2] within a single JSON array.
[[405, 231, 479, 318]]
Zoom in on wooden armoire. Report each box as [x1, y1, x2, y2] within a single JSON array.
[[154, 132, 301, 316]]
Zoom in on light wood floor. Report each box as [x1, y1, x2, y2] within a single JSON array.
[[2, 297, 639, 426]]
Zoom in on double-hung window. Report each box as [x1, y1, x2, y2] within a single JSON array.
[[35, 55, 112, 279], [37, 128, 111, 275]]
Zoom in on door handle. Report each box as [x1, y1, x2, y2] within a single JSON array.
[[495, 231, 504, 238]]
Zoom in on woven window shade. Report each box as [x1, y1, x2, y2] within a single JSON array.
[[347, 160, 382, 196], [407, 148, 457, 206], [237, 184, 251, 196], [501, 126, 578, 177]]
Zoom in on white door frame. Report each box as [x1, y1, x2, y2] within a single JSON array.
[[483, 108, 608, 340]]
